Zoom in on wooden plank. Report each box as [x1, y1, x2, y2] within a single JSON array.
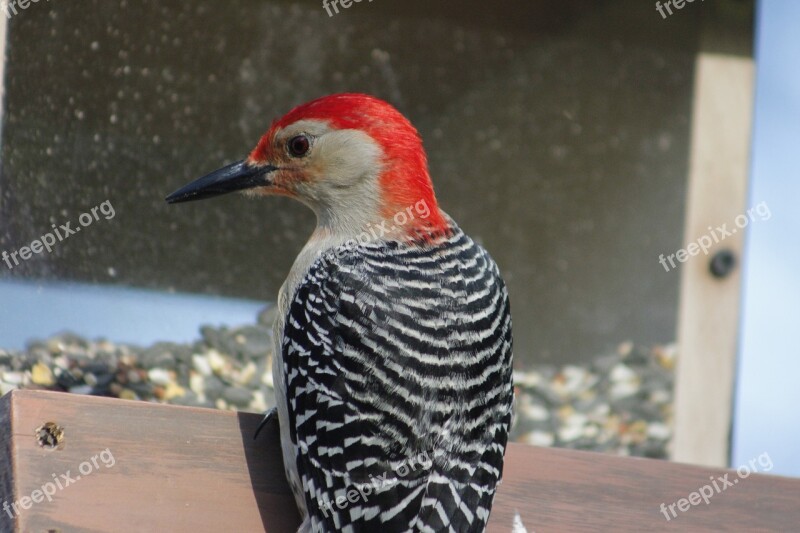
[[0, 390, 15, 532], [672, 52, 755, 467], [1, 389, 299, 532], [493, 446, 798, 532], [2, 390, 799, 532]]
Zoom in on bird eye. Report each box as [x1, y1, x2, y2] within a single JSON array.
[[287, 135, 310, 158]]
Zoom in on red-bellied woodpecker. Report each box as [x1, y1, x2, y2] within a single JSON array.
[[166, 93, 514, 532]]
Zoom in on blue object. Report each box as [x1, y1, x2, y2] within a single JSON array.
[[731, 0, 800, 478], [0, 279, 268, 350]]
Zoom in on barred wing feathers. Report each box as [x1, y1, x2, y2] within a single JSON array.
[[282, 224, 513, 532]]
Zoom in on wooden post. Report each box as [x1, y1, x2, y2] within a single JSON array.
[[672, 50, 755, 468]]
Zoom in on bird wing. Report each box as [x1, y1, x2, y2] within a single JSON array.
[[282, 228, 514, 532]]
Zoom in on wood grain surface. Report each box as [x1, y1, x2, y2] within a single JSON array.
[[1, 390, 798, 532]]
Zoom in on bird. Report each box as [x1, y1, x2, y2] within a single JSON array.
[[166, 93, 514, 532]]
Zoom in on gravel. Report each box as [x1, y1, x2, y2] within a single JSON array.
[[511, 341, 676, 458], [0, 311, 675, 459]]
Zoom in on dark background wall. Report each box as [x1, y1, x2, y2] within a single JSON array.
[[0, 0, 750, 364]]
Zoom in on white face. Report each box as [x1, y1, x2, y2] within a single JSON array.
[[252, 119, 387, 235]]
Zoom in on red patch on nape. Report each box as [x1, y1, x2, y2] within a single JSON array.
[[270, 93, 449, 237]]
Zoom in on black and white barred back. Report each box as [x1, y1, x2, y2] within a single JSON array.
[[282, 220, 514, 532]]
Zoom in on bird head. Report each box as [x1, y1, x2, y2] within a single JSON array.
[[166, 93, 448, 241]]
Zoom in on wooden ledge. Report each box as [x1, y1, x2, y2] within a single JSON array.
[[1, 390, 798, 532]]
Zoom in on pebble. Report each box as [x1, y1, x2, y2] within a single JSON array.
[[261, 363, 274, 388], [236, 361, 258, 387], [249, 390, 268, 413], [139, 342, 184, 369], [203, 375, 226, 400], [522, 431, 555, 447], [558, 425, 584, 443], [649, 389, 671, 405], [148, 368, 173, 387], [31, 363, 55, 386], [654, 344, 677, 370], [513, 370, 542, 388], [582, 424, 599, 439], [223, 386, 254, 407], [610, 381, 639, 400], [233, 326, 272, 358], [192, 354, 213, 377], [119, 389, 138, 401], [189, 374, 206, 400], [521, 403, 550, 422], [170, 390, 207, 408], [647, 422, 672, 441], [164, 382, 186, 401], [610, 363, 637, 383], [2, 371, 24, 386], [207, 350, 227, 374]]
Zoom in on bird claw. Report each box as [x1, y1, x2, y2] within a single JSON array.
[[253, 407, 278, 440]]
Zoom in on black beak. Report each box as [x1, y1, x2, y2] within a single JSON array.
[[165, 160, 277, 204]]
